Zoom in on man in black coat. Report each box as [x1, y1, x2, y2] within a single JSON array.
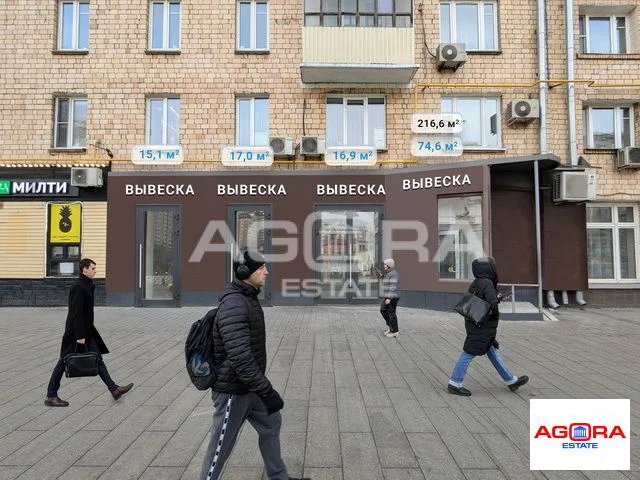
[[44, 258, 133, 407], [447, 257, 529, 396], [199, 250, 309, 480]]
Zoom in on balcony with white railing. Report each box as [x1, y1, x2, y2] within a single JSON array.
[[301, 27, 418, 84]]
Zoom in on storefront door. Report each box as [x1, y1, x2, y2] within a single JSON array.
[[314, 206, 383, 304], [228, 205, 272, 304], [135, 206, 181, 307]]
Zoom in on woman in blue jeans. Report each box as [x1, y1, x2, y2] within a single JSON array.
[[447, 257, 529, 396]]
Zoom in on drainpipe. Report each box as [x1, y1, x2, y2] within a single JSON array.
[[536, 0, 547, 314], [566, 0, 578, 166]]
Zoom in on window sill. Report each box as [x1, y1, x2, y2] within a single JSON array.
[[467, 50, 502, 55], [577, 53, 640, 60], [235, 49, 270, 55], [49, 148, 87, 154], [463, 147, 506, 152], [145, 49, 181, 55], [51, 49, 89, 55], [589, 282, 640, 289], [584, 148, 618, 154]]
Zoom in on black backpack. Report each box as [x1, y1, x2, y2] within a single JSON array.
[[185, 307, 220, 390]]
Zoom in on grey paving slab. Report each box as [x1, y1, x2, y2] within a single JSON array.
[[0, 306, 638, 479]]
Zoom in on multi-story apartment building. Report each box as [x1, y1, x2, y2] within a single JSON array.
[[1, 1, 638, 312]]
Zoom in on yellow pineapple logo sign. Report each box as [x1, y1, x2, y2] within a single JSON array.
[[50, 203, 81, 243]]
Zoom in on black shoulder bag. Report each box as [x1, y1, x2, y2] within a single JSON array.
[[64, 343, 99, 378], [453, 285, 492, 327]]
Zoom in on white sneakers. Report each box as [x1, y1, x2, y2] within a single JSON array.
[[384, 332, 399, 338]]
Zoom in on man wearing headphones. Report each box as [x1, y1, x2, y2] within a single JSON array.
[[200, 249, 309, 480]]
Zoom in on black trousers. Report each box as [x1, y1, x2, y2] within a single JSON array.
[[47, 338, 117, 397], [380, 298, 399, 333]]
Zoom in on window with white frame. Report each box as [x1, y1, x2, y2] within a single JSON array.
[[584, 106, 633, 149], [236, 97, 269, 146], [442, 97, 500, 148], [147, 97, 180, 145], [304, 0, 412, 27], [440, 1, 497, 51], [326, 97, 386, 149], [579, 15, 628, 54], [587, 204, 639, 281], [54, 97, 87, 148], [58, 1, 90, 50], [238, 1, 268, 50], [149, 1, 181, 50]]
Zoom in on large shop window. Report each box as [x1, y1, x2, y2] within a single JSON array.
[[442, 97, 500, 149], [238, 1, 269, 51], [146, 97, 180, 145], [236, 97, 269, 146], [438, 196, 484, 280], [149, 1, 181, 50], [58, 1, 90, 50], [579, 14, 628, 54], [54, 97, 87, 148], [304, 0, 412, 27], [326, 96, 386, 149], [47, 203, 82, 277], [440, 1, 498, 51], [587, 204, 639, 281], [584, 106, 633, 149]]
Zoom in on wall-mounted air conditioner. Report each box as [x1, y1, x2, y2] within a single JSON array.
[[269, 137, 294, 156], [300, 136, 326, 155], [552, 171, 596, 202], [616, 146, 640, 169], [436, 43, 467, 71], [71, 167, 103, 187], [506, 99, 540, 125]]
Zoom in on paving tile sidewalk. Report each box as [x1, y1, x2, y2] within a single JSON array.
[[0, 305, 638, 480]]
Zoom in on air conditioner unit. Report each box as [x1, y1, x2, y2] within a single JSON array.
[[552, 171, 596, 202], [436, 43, 467, 71], [506, 99, 540, 125], [616, 146, 640, 169], [300, 136, 326, 156], [71, 167, 103, 187], [269, 137, 294, 156]]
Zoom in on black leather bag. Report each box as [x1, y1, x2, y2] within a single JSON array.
[[453, 286, 492, 327], [63, 344, 99, 378]]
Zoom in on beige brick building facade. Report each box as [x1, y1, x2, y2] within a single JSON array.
[[1, 0, 639, 306]]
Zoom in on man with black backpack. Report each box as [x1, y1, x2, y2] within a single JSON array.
[[199, 249, 310, 480]]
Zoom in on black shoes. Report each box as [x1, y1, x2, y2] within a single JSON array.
[[447, 385, 472, 396], [44, 396, 69, 407], [289, 477, 311, 480], [508, 375, 529, 392], [111, 383, 134, 400]]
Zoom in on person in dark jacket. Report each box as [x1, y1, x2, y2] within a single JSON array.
[[44, 259, 133, 407], [200, 250, 309, 480], [447, 257, 529, 396], [380, 258, 400, 337]]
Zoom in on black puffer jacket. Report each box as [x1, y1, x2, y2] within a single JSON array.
[[212, 279, 272, 396], [462, 257, 501, 356]]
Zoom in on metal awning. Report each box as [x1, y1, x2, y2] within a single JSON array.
[[300, 63, 419, 85]]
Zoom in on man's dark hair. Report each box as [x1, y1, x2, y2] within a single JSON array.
[[79, 258, 96, 271]]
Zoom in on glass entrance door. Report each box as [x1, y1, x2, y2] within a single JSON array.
[[315, 207, 382, 303], [135, 206, 181, 306], [228, 205, 272, 303]]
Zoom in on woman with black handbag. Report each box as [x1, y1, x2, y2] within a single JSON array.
[[447, 257, 529, 396]]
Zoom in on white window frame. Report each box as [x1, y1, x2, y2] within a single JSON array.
[[579, 14, 629, 54], [148, 1, 181, 51], [54, 97, 87, 148], [325, 95, 387, 149], [584, 105, 634, 149], [440, 1, 498, 51], [441, 96, 501, 149], [146, 97, 180, 145], [237, 1, 269, 51], [587, 204, 640, 283], [235, 96, 270, 146], [58, 1, 90, 50]]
